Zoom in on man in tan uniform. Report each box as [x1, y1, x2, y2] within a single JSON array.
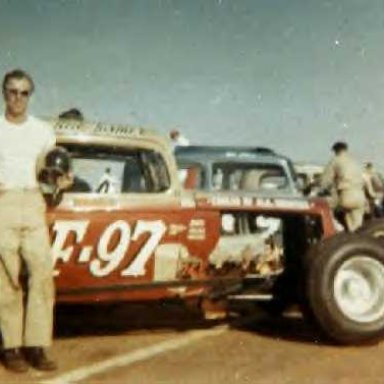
[[363, 162, 384, 218], [321, 141, 366, 232], [0, 69, 59, 372]]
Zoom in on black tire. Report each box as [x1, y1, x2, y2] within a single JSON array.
[[358, 218, 384, 242], [306, 233, 384, 345], [257, 274, 294, 316]]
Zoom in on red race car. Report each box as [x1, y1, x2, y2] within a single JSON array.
[[44, 118, 384, 345]]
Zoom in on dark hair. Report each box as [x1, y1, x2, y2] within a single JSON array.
[[332, 141, 348, 153], [2, 69, 35, 95], [58, 108, 84, 121], [170, 130, 180, 139]]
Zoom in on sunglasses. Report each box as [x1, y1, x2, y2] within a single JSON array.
[[5, 88, 31, 98]]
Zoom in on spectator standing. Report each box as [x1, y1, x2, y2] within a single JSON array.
[[321, 141, 366, 232], [170, 129, 190, 184], [96, 167, 119, 193], [363, 162, 384, 218], [169, 129, 189, 150], [0, 69, 58, 372], [58, 107, 84, 121]]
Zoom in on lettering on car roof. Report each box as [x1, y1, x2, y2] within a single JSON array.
[[52, 120, 147, 138]]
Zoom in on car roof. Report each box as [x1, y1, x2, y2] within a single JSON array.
[[45, 118, 171, 152], [48, 118, 152, 139]]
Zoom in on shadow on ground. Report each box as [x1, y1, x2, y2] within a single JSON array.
[[54, 300, 225, 338], [229, 302, 329, 346], [233, 313, 324, 345], [54, 300, 329, 346]]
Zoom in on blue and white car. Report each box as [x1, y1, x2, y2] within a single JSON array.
[[175, 145, 301, 196]]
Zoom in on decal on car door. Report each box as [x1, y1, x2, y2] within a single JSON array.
[[52, 219, 167, 277]]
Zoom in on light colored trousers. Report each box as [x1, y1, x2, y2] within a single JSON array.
[[0, 190, 54, 348], [339, 188, 366, 232]]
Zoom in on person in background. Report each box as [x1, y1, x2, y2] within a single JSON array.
[[306, 173, 323, 197], [96, 167, 119, 193], [169, 129, 189, 150], [363, 162, 384, 218], [0, 69, 66, 373], [58, 107, 84, 121], [170, 129, 190, 184], [321, 141, 366, 232]]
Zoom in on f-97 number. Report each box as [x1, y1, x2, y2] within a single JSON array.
[[52, 219, 167, 277]]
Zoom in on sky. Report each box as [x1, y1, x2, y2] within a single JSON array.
[[1, 0, 384, 168]]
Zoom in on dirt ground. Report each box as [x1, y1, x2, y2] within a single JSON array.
[[0, 302, 382, 384]]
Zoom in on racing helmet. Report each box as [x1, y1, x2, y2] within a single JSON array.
[[39, 146, 72, 185]]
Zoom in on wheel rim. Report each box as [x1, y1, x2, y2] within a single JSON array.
[[371, 229, 384, 239], [373, 229, 384, 239], [333, 256, 384, 323]]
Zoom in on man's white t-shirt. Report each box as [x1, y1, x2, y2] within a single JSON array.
[[171, 134, 190, 150], [0, 115, 56, 189]]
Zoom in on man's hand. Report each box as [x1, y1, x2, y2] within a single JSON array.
[[56, 172, 74, 190]]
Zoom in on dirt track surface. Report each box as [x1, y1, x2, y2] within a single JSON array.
[[0, 302, 382, 384]]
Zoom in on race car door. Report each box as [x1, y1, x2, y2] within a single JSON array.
[[46, 143, 219, 303]]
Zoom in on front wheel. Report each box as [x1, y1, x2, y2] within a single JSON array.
[[306, 233, 384, 344]]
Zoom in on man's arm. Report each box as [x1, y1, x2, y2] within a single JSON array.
[[320, 159, 336, 191], [36, 122, 57, 176]]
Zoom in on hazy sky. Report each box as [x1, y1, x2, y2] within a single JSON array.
[[1, 0, 384, 167]]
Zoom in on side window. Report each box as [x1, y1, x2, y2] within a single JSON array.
[[139, 150, 170, 192], [121, 156, 147, 192], [212, 162, 288, 191], [64, 146, 170, 194], [69, 158, 126, 193]]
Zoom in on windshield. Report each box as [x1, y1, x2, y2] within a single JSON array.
[[62, 144, 170, 194]]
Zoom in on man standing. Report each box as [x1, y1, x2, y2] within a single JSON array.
[[363, 162, 384, 218], [0, 69, 57, 372], [96, 167, 119, 193], [321, 141, 366, 232], [169, 129, 190, 150]]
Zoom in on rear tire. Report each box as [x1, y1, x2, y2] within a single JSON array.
[[358, 218, 384, 241], [306, 233, 384, 344]]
